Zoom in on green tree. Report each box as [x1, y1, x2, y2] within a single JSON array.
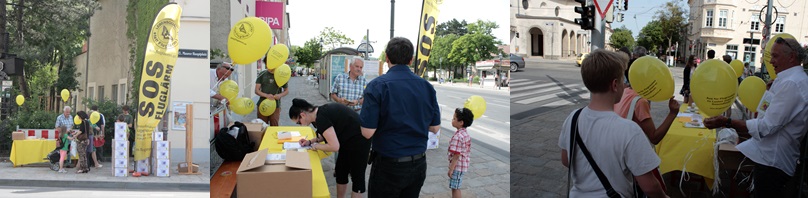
[[637, 20, 665, 54], [430, 34, 459, 79], [295, 38, 324, 68], [436, 19, 468, 36], [448, 33, 503, 75], [467, 20, 499, 35], [655, 0, 687, 54], [318, 27, 354, 51], [609, 26, 635, 50]]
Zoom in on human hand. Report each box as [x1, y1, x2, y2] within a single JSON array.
[[448, 168, 454, 178], [668, 97, 680, 114], [299, 138, 310, 146], [703, 116, 726, 129], [273, 95, 282, 100], [266, 94, 275, 100]]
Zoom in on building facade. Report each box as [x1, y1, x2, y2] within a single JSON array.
[[510, 0, 613, 59], [687, 0, 808, 70], [72, 0, 211, 163]]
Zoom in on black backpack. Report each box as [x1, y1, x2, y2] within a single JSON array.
[[215, 122, 255, 161]]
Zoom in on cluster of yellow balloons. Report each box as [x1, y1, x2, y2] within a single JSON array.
[[90, 111, 101, 124], [219, 80, 239, 101], [228, 17, 272, 65], [464, 95, 487, 120], [628, 56, 675, 102]]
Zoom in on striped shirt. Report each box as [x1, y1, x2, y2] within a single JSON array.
[[449, 128, 471, 172], [330, 73, 367, 111], [55, 114, 73, 129]]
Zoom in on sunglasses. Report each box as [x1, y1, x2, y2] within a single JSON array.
[[222, 66, 234, 71]]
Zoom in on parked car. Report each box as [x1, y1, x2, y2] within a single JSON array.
[[576, 53, 588, 67], [509, 53, 525, 72]]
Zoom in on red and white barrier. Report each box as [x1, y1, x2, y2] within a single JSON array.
[[15, 128, 70, 140]]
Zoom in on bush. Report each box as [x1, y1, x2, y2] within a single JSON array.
[[82, 98, 127, 158], [450, 77, 480, 83], [428, 77, 437, 81]]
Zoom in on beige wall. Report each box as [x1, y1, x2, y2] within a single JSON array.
[[688, 0, 808, 70], [510, 0, 611, 59], [169, 0, 211, 163]]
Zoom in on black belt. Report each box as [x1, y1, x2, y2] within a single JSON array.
[[379, 153, 426, 163]]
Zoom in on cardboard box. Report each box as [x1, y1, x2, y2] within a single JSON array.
[[153, 150, 170, 159], [11, 132, 24, 140], [178, 163, 199, 173], [114, 140, 128, 150], [152, 158, 170, 176], [114, 122, 127, 137], [153, 132, 164, 141], [153, 141, 170, 152], [237, 149, 312, 198], [154, 166, 170, 177], [113, 168, 128, 177], [136, 158, 150, 174], [113, 149, 128, 159], [114, 132, 126, 140], [228, 122, 266, 151], [114, 158, 128, 168]]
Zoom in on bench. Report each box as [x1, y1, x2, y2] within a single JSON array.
[[211, 161, 241, 198]]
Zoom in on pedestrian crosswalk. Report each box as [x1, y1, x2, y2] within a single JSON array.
[[510, 79, 590, 107]]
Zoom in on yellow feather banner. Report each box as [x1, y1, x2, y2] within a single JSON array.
[[413, 0, 442, 77], [135, 3, 182, 161]]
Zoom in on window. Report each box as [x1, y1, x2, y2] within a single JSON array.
[[706, 9, 714, 27], [88, 87, 94, 102], [726, 45, 738, 60], [120, 83, 127, 104], [775, 16, 785, 33], [111, 84, 118, 104], [98, 86, 104, 102], [718, 10, 728, 28], [750, 14, 760, 31], [744, 46, 757, 67]]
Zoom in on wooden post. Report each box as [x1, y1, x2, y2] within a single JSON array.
[[180, 103, 199, 174]]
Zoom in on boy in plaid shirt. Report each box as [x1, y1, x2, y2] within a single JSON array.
[[448, 107, 473, 198]]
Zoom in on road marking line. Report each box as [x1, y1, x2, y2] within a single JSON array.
[[511, 83, 583, 99], [511, 82, 557, 92], [515, 89, 588, 104]]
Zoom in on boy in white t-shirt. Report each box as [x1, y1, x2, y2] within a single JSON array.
[[558, 49, 668, 198]]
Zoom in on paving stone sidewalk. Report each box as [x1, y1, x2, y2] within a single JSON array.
[[0, 160, 209, 191]]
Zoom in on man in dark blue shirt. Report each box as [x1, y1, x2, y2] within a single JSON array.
[[360, 37, 441, 197]]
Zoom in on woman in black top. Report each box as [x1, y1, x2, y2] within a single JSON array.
[[75, 111, 92, 173], [291, 98, 370, 197], [681, 55, 696, 105]]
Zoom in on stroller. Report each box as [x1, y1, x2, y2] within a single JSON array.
[[46, 148, 61, 171]]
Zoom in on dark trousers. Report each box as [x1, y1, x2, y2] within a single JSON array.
[[753, 163, 791, 197], [368, 155, 427, 198], [335, 144, 371, 193]]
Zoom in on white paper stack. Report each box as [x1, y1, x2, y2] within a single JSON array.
[[112, 137, 128, 177], [427, 130, 440, 149], [151, 141, 170, 177]]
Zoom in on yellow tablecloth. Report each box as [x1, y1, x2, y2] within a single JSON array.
[[655, 104, 717, 186], [10, 139, 72, 167], [259, 126, 330, 198]]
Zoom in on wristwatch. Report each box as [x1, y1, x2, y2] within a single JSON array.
[[310, 142, 319, 151]]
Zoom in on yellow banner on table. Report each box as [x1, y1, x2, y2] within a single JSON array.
[[135, 3, 182, 161], [413, 0, 442, 77]]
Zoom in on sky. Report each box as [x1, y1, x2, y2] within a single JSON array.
[[287, 0, 510, 58], [609, 0, 686, 39]]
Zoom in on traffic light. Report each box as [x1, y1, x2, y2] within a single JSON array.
[[575, 0, 595, 30], [624, 0, 629, 10]]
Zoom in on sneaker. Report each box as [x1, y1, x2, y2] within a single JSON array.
[[96, 164, 103, 168], [58, 169, 67, 173]]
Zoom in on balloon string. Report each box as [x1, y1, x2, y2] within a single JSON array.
[[679, 131, 711, 195]]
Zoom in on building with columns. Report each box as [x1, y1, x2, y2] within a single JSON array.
[[687, 0, 808, 71], [510, 0, 613, 60]]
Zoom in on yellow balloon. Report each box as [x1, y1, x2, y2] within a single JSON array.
[[266, 44, 289, 70], [61, 89, 70, 102], [229, 97, 255, 115], [463, 95, 487, 120], [763, 33, 795, 79], [730, 60, 744, 78], [259, 99, 277, 116], [90, 111, 101, 124], [628, 56, 675, 102], [227, 17, 273, 64], [15, 95, 23, 106], [274, 64, 292, 87], [738, 76, 766, 113], [219, 80, 239, 101], [691, 59, 738, 117], [74, 115, 82, 125]]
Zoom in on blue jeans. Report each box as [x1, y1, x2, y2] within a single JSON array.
[[368, 155, 427, 198]]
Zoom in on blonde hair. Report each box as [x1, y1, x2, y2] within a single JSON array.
[[581, 49, 627, 93]]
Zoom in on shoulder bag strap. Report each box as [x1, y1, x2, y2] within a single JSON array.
[[570, 108, 622, 198], [627, 96, 642, 121]]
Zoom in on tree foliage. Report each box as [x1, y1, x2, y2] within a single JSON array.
[[655, 0, 687, 53], [318, 27, 354, 51], [609, 26, 635, 50], [449, 34, 502, 70], [295, 38, 324, 68], [467, 20, 498, 35], [436, 19, 468, 37], [637, 20, 665, 54]]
